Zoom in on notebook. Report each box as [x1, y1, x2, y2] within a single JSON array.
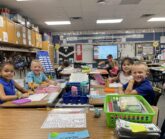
[[12, 98, 31, 104], [93, 74, 105, 85]]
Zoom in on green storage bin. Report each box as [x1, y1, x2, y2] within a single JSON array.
[[104, 94, 155, 128]]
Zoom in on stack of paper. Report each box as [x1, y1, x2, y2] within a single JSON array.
[[41, 108, 86, 128], [28, 93, 47, 101], [115, 119, 161, 139], [69, 72, 88, 82], [109, 83, 122, 88]]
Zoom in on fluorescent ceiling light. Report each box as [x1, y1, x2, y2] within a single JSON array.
[[16, 0, 32, 1], [45, 21, 71, 25], [148, 17, 165, 22], [96, 19, 123, 24]]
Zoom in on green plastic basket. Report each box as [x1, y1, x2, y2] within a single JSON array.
[[104, 94, 155, 128]]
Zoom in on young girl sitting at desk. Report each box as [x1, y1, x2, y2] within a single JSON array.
[[0, 62, 30, 104], [25, 59, 56, 90], [109, 57, 134, 84]]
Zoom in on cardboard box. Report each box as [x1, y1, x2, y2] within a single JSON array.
[[6, 18, 16, 44], [31, 30, 36, 47], [0, 16, 7, 42], [42, 41, 54, 64], [22, 26, 27, 45], [15, 23, 23, 45], [36, 32, 42, 48], [26, 28, 32, 46]]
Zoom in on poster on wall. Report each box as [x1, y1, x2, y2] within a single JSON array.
[[135, 43, 153, 56], [58, 46, 74, 64], [75, 44, 82, 61]]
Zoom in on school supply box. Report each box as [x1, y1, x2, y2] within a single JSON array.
[[104, 95, 155, 128]]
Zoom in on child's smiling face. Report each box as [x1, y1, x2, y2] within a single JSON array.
[[31, 62, 43, 75], [132, 64, 147, 83], [0, 64, 15, 81], [122, 60, 132, 74]]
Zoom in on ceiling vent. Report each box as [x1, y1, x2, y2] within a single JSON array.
[[120, 0, 141, 5], [97, 0, 106, 4], [141, 14, 155, 18], [70, 17, 82, 20]]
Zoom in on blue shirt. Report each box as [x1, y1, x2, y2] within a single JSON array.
[[0, 77, 16, 104], [123, 79, 155, 105], [25, 71, 48, 89]]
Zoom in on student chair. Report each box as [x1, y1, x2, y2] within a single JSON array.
[[160, 119, 165, 139], [149, 70, 164, 86], [153, 87, 162, 106]]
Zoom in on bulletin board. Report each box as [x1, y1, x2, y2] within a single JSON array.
[[119, 44, 135, 58], [82, 44, 94, 63], [36, 51, 54, 73], [135, 43, 154, 56]]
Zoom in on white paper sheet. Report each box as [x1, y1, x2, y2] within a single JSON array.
[[47, 92, 59, 103], [69, 72, 88, 82], [3, 32, 8, 42], [109, 83, 122, 88], [28, 93, 47, 101], [0, 16, 4, 27], [41, 113, 86, 128], [49, 108, 86, 114]]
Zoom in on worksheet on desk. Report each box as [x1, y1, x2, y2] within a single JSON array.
[[41, 113, 86, 128], [28, 93, 48, 101]]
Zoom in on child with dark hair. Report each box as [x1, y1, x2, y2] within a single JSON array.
[[0, 62, 30, 104], [109, 57, 134, 84]]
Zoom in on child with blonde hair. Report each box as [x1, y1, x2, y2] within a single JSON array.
[[25, 59, 56, 90], [123, 62, 155, 105]]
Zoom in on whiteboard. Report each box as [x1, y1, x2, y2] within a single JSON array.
[[74, 43, 135, 63], [81, 44, 135, 63]]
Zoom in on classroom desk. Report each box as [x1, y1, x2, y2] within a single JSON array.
[[149, 67, 165, 72], [89, 69, 109, 75], [89, 86, 106, 106], [147, 63, 161, 67], [149, 67, 165, 83], [0, 108, 158, 139], [89, 83, 121, 106], [60, 69, 80, 75], [0, 91, 62, 108]]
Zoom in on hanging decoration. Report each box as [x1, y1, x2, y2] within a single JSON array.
[[75, 44, 82, 61], [55, 43, 60, 50]]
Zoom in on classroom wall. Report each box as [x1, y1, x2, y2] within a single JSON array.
[[53, 28, 165, 63]]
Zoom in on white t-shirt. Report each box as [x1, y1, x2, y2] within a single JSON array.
[[119, 71, 133, 85]]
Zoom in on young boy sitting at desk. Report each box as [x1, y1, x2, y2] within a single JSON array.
[[25, 60, 56, 90], [122, 63, 155, 105]]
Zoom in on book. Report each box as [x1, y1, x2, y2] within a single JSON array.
[[12, 98, 31, 104], [48, 130, 89, 139]]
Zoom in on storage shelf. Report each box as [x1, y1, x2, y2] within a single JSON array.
[[0, 41, 41, 49], [0, 41, 41, 53]]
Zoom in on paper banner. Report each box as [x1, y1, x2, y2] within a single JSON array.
[[75, 44, 82, 61]]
